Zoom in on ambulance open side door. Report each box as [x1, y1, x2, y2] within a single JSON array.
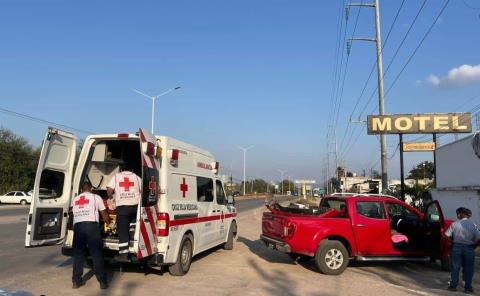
[[135, 128, 160, 259], [25, 128, 77, 247]]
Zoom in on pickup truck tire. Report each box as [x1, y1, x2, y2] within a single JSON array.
[[223, 221, 237, 250], [315, 240, 348, 275], [169, 234, 193, 276]]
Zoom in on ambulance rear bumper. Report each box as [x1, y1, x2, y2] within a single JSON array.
[[61, 245, 121, 259], [62, 245, 165, 265]]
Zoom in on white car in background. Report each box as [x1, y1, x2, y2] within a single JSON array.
[[0, 191, 32, 205]]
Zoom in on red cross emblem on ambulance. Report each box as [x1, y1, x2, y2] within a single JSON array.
[[180, 178, 188, 198], [149, 176, 157, 196]]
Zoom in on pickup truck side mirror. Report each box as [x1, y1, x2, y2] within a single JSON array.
[[227, 195, 235, 206]]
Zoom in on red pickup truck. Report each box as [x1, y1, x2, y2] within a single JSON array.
[[261, 194, 451, 275]]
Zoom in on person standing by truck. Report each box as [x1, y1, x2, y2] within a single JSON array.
[[445, 207, 480, 293], [70, 182, 110, 290], [107, 165, 142, 261]]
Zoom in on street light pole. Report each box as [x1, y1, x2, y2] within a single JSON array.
[[237, 145, 254, 196], [278, 170, 287, 195], [133, 86, 181, 134]]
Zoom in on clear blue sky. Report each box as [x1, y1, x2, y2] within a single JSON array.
[[1, 1, 479, 183]]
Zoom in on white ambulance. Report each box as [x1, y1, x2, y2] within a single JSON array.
[[25, 127, 237, 276]]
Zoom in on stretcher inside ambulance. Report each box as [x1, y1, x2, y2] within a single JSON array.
[[25, 127, 237, 275]]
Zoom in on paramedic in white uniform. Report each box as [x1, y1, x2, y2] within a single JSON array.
[[70, 181, 110, 290], [107, 164, 142, 261]]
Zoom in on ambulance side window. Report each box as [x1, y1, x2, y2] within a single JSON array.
[[38, 169, 65, 199], [216, 180, 226, 205], [197, 177, 213, 202]]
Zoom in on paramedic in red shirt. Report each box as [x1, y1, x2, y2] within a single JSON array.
[[107, 164, 142, 262], [70, 182, 110, 290]]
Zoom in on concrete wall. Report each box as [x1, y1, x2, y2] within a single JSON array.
[[431, 189, 480, 225], [436, 135, 480, 188]]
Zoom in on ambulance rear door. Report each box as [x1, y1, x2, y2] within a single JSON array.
[[135, 128, 160, 259], [25, 128, 77, 247]]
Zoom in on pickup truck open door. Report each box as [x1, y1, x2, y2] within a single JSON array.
[[25, 128, 77, 247], [423, 200, 446, 255]]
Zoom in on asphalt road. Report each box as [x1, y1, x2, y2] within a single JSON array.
[[0, 196, 476, 296], [0, 196, 293, 292]]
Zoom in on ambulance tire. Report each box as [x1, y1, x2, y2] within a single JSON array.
[[169, 234, 193, 276], [223, 221, 237, 250]]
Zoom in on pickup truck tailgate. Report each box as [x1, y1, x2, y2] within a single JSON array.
[[262, 211, 288, 240]]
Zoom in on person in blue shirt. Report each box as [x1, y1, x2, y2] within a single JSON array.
[[445, 207, 480, 293]]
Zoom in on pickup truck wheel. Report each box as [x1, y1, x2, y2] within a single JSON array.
[[168, 234, 193, 276], [223, 221, 237, 250], [315, 241, 348, 275]]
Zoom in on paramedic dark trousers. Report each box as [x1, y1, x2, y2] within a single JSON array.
[[116, 205, 138, 255], [72, 222, 106, 284], [450, 243, 475, 289]]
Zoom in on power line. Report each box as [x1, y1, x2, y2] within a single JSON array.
[[332, 0, 363, 129], [339, 0, 406, 157], [375, 0, 452, 111], [327, 0, 349, 141], [357, 0, 428, 119], [0, 106, 95, 135], [342, 0, 452, 161], [326, 0, 349, 181]]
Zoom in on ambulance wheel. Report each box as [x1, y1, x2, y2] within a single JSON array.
[[169, 234, 193, 276], [314, 240, 348, 275], [223, 221, 237, 250]]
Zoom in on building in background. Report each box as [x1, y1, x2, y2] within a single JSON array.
[[430, 133, 480, 225]]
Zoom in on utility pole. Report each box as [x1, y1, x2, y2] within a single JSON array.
[[374, 0, 388, 193], [334, 127, 339, 193], [347, 0, 388, 193], [237, 145, 254, 196]]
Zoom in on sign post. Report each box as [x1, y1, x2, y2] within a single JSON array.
[[367, 113, 472, 202]]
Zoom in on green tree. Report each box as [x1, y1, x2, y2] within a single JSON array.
[[408, 161, 434, 180], [241, 179, 270, 194], [279, 179, 295, 194], [0, 127, 40, 194]]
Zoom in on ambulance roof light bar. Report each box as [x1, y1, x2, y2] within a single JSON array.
[[132, 86, 182, 134]]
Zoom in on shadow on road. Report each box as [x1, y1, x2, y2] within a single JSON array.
[[349, 261, 462, 295], [237, 236, 293, 264]]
